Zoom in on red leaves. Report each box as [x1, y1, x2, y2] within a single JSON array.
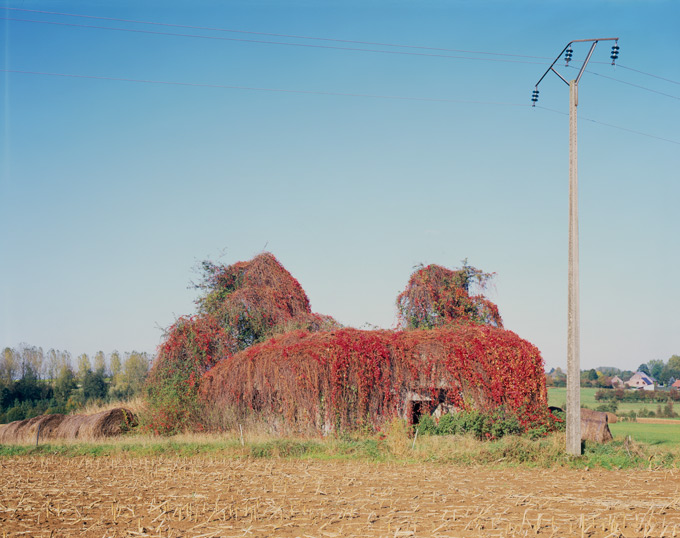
[[195, 253, 338, 350], [144, 314, 235, 434], [147, 254, 548, 436], [397, 263, 503, 329], [201, 325, 548, 433]]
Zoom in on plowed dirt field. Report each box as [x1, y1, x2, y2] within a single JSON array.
[[1, 456, 679, 537]]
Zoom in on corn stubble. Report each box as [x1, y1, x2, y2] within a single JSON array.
[[1, 456, 679, 537]]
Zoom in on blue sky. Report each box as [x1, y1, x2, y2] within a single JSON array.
[[1, 0, 678, 372]]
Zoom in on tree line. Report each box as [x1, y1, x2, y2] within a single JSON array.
[[0, 345, 152, 424], [546, 355, 680, 388]]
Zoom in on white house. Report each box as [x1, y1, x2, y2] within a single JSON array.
[[625, 371, 655, 391]]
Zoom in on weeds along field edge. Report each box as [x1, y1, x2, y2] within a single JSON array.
[[1, 430, 678, 469]]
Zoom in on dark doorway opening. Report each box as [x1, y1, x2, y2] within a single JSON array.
[[410, 401, 423, 425]]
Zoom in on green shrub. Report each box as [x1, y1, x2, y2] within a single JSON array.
[[436, 413, 458, 435], [596, 400, 619, 413], [549, 409, 566, 432], [416, 414, 437, 435], [489, 407, 523, 438], [433, 407, 527, 440]]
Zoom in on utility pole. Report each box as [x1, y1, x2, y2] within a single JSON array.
[[532, 38, 619, 456]]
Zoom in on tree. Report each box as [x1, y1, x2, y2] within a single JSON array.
[[595, 372, 611, 388], [638, 363, 650, 376], [93, 351, 107, 377], [0, 347, 18, 384], [77, 353, 91, 381], [124, 352, 149, 396], [648, 359, 665, 381], [111, 352, 150, 400], [46, 349, 60, 385], [54, 364, 77, 404], [82, 369, 108, 401], [551, 367, 567, 387], [14, 364, 43, 402], [661, 355, 680, 386], [110, 351, 122, 378], [396, 261, 502, 330], [20, 345, 44, 381]]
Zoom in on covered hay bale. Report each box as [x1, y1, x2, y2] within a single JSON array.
[[23, 413, 67, 442], [0, 419, 28, 443], [53, 408, 137, 439], [0, 408, 137, 444], [201, 325, 548, 433], [0, 414, 66, 444], [581, 408, 613, 443]]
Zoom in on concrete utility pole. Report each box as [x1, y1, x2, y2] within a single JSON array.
[[567, 78, 580, 456], [532, 38, 619, 456]]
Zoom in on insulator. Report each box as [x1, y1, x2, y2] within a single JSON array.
[[610, 44, 620, 64], [565, 46, 573, 65], [531, 89, 539, 106]]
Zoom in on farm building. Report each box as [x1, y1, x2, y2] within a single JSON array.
[[672, 379, 680, 389], [199, 324, 548, 433], [625, 371, 655, 390], [610, 375, 624, 388], [149, 253, 550, 434]]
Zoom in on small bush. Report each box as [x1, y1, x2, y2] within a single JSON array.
[[489, 407, 523, 438], [436, 413, 458, 435], [425, 406, 553, 441], [416, 415, 437, 435], [596, 400, 619, 414]]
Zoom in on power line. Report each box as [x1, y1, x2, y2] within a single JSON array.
[[4, 68, 677, 145], [1, 68, 531, 106], [5, 7, 679, 92], [536, 106, 680, 146], [567, 65, 680, 101], [1, 17, 546, 65], [5, 9, 679, 96], [617, 64, 680, 86], [0, 6, 551, 61]]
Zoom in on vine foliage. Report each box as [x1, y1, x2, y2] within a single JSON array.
[[397, 261, 503, 329], [147, 253, 548, 435], [200, 325, 548, 433], [145, 315, 234, 434], [195, 253, 337, 349], [146, 253, 336, 434]]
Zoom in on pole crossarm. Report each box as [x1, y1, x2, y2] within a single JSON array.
[[533, 37, 619, 90]]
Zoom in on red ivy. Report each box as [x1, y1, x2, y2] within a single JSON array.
[[200, 325, 549, 433]]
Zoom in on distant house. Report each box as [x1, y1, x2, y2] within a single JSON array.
[[672, 379, 680, 390], [610, 375, 624, 388], [625, 371, 655, 391]]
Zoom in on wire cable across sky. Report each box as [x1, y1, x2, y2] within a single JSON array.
[[4, 68, 678, 145], [1, 16, 547, 65], [1, 68, 532, 106], [0, 6, 552, 61], [566, 65, 680, 101], [3, 6, 679, 88]]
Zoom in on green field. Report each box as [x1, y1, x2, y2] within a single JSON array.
[[548, 387, 680, 447], [547, 387, 670, 415], [609, 421, 680, 447]]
